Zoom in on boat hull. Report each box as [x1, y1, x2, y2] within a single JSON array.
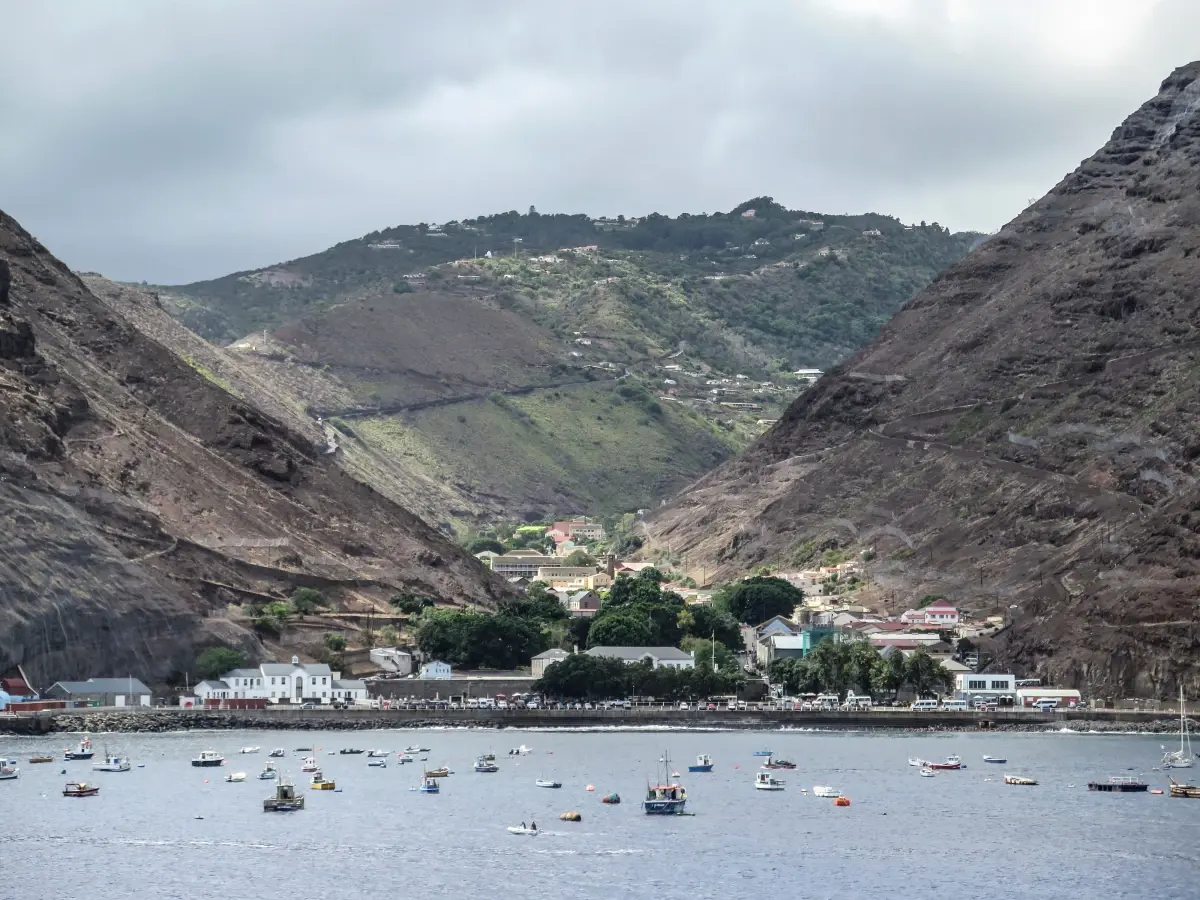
[[687, 765, 713, 772], [311, 782, 336, 790], [64, 752, 94, 761], [191, 759, 224, 767], [1088, 782, 1148, 792], [643, 799, 687, 815]]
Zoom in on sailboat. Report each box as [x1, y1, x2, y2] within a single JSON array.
[[1161, 686, 1194, 769]]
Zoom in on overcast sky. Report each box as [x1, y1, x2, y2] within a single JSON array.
[[2, 0, 1198, 284]]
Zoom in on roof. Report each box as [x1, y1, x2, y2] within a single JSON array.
[[569, 590, 599, 601], [585, 646, 694, 662], [941, 660, 973, 673], [421, 660, 450, 667], [533, 649, 571, 660], [925, 600, 958, 611], [197, 680, 229, 690], [332, 679, 366, 690], [769, 635, 809, 650], [0, 676, 33, 695], [224, 668, 261, 679], [259, 662, 333, 677], [49, 678, 151, 694]]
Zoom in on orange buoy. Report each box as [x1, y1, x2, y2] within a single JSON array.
[[834, 796, 850, 807], [585, 784, 595, 791]]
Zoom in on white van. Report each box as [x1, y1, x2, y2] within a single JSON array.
[[910, 699, 939, 711], [941, 700, 969, 711], [1032, 698, 1059, 710]]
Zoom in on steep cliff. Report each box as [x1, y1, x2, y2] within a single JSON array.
[[0, 211, 510, 688], [647, 63, 1200, 698]]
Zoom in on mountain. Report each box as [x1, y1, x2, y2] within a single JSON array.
[[155, 201, 980, 525], [646, 63, 1200, 698], [0, 211, 510, 688]]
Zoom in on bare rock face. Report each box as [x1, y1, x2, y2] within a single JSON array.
[[0, 209, 512, 688], [648, 62, 1200, 698]]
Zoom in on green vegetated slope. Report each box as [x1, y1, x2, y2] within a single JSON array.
[[156, 198, 981, 526]]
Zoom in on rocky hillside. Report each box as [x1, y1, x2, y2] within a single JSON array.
[[0, 212, 511, 688], [154, 202, 980, 524], [647, 63, 1200, 699]]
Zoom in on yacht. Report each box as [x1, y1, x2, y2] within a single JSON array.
[[268, 748, 286, 758], [755, 771, 785, 791], [191, 749, 225, 767], [1162, 687, 1194, 769], [93, 751, 131, 772]]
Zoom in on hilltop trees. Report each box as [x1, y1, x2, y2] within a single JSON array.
[[714, 576, 804, 625], [768, 639, 953, 699], [586, 569, 739, 653], [534, 653, 743, 701]]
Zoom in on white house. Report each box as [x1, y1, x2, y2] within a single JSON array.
[[923, 600, 960, 627], [585, 646, 695, 670], [531, 648, 570, 677], [418, 660, 452, 680], [369, 647, 413, 676], [193, 656, 366, 704], [955, 673, 1017, 703]]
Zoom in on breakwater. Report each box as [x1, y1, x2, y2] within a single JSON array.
[[0, 706, 1183, 735]]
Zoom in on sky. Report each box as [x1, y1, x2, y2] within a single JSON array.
[[1, 0, 1199, 284]]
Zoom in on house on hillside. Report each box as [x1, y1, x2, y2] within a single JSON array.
[[585, 646, 695, 670], [532, 648, 570, 677], [564, 590, 602, 617], [370, 647, 413, 676], [418, 660, 452, 680], [901, 600, 960, 628], [489, 550, 558, 578], [45, 678, 152, 707]]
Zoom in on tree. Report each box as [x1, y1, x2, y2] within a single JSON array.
[[323, 632, 347, 653], [415, 608, 549, 669], [562, 549, 597, 567], [378, 625, 399, 646], [587, 610, 653, 648], [498, 583, 568, 623], [389, 592, 435, 615], [805, 638, 851, 694], [565, 616, 592, 650], [680, 636, 737, 673], [713, 576, 804, 625], [253, 601, 292, 636], [195, 647, 245, 680], [879, 649, 908, 699], [846, 640, 882, 696], [906, 648, 953, 697], [467, 537, 504, 555], [683, 604, 742, 651], [290, 587, 327, 616]]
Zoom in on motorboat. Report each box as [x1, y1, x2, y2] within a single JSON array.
[[1004, 774, 1038, 786], [339, 748, 364, 755], [64, 736, 94, 761], [755, 771, 785, 791], [812, 785, 839, 798], [417, 776, 439, 793], [535, 778, 562, 788], [474, 758, 499, 773], [300, 756, 319, 773], [191, 749, 225, 768], [1088, 776, 1148, 792], [310, 772, 336, 790], [0, 758, 19, 781], [239, 746, 260, 754], [982, 755, 1007, 764], [263, 775, 305, 811], [403, 745, 431, 753], [688, 753, 714, 773], [93, 751, 131, 772], [751, 750, 773, 757], [907, 757, 928, 767], [224, 772, 247, 783], [268, 748, 286, 758], [397, 753, 414, 764], [919, 767, 936, 777], [507, 825, 539, 835], [367, 758, 387, 768], [928, 756, 963, 771], [366, 749, 391, 758], [643, 752, 687, 815], [425, 767, 451, 778], [259, 764, 278, 780], [509, 745, 532, 756], [1162, 687, 1194, 769], [28, 755, 55, 764], [63, 781, 99, 797], [762, 757, 796, 770]]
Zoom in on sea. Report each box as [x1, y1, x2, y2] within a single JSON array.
[[3, 728, 1197, 900]]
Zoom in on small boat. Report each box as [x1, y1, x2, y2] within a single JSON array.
[[63, 781, 99, 797], [982, 755, 1007, 764], [0, 758, 19, 781], [425, 767, 451, 778], [1004, 774, 1038, 786], [907, 757, 928, 767], [28, 755, 55, 764], [367, 758, 387, 768], [366, 749, 391, 758], [508, 745, 532, 756], [812, 785, 839, 798], [300, 756, 319, 773], [224, 772, 247, 783], [1162, 687, 1194, 769], [1168, 777, 1200, 798], [1088, 776, 1148, 792], [310, 772, 336, 790], [536, 778, 562, 789], [507, 825, 538, 835], [397, 753, 414, 764], [263, 775, 305, 811], [473, 758, 499, 773], [259, 765, 278, 780], [762, 757, 796, 770], [404, 745, 431, 753], [479, 753, 496, 762], [93, 751, 131, 773], [1151, 788, 1165, 795], [751, 750, 774, 757], [601, 792, 621, 804], [339, 748, 365, 755], [755, 771, 785, 791], [268, 748, 286, 758], [928, 756, 962, 771], [643, 752, 687, 815], [417, 776, 439, 793], [834, 796, 851, 807], [239, 746, 260, 754], [64, 736, 94, 761], [919, 767, 936, 777], [191, 749, 224, 768], [688, 753, 714, 773], [295, 747, 312, 752]]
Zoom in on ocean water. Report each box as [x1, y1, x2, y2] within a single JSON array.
[[2, 728, 1197, 900]]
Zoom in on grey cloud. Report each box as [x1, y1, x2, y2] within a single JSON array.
[[2, 0, 1199, 283]]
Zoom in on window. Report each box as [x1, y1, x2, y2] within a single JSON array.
[[991, 680, 1008, 690], [968, 679, 987, 690], [322, 677, 327, 684], [271, 677, 276, 685]]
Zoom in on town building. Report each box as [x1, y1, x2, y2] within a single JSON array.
[[193, 656, 366, 705], [418, 660, 452, 680], [369, 647, 413, 676], [44, 677, 152, 707], [954, 673, 1018, 704], [585, 646, 695, 670], [554, 589, 602, 617], [900, 600, 960, 628], [531, 648, 570, 677], [535, 566, 609, 590], [1015, 687, 1082, 707], [489, 550, 559, 578]]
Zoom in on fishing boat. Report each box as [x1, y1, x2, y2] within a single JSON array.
[[688, 753, 714, 773], [239, 746, 260, 754], [268, 748, 286, 758], [1087, 776, 1148, 792], [754, 771, 786, 791], [643, 752, 687, 815], [507, 824, 538, 835], [812, 785, 839, 798], [63, 781, 99, 797], [93, 751, 131, 772], [259, 764, 278, 780], [509, 744, 532, 756], [1004, 774, 1038, 786], [366, 749, 391, 758], [919, 767, 936, 778], [473, 758, 499, 773], [417, 776, 439, 793], [479, 753, 496, 762], [762, 757, 796, 770], [1161, 687, 1194, 769], [601, 792, 621, 804], [263, 775, 305, 811], [224, 772, 247, 783], [1168, 777, 1200, 798], [0, 758, 19, 781], [191, 749, 224, 768], [310, 772, 336, 790], [64, 736, 94, 761], [928, 756, 963, 771], [751, 750, 774, 757], [28, 755, 55, 764], [367, 758, 387, 768], [300, 756, 319, 773], [396, 753, 414, 764], [425, 766, 451, 778], [535, 778, 562, 788], [982, 755, 1007, 764], [339, 748, 364, 755]]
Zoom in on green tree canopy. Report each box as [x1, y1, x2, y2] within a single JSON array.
[[323, 632, 347, 653], [389, 592, 436, 615], [498, 582, 567, 622], [562, 549, 598, 567], [713, 576, 804, 625], [683, 604, 742, 651], [587, 610, 654, 647], [680, 636, 738, 672], [195, 646, 245, 680], [467, 538, 505, 555], [414, 608, 549, 669], [290, 587, 327, 616]]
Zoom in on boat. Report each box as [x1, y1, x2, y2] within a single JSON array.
[[812, 785, 839, 798], [919, 767, 936, 777], [762, 757, 797, 770], [310, 772, 336, 790], [1162, 687, 1194, 769], [1168, 776, 1200, 798], [367, 758, 387, 768], [473, 758, 499, 773], [263, 775, 305, 811], [755, 771, 785, 791], [688, 753, 714, 773], [479, 753, 496, 762], [224, 772, 247, 783], [508, 744, 532, 756], [295, 747, 312, 752], [268, 748, 285, 758], [300, 756, 319, 773], [507, 825, 538, 835], [751, 750, 773, 757], [928, 756, 963, 771], [907, 757, 928, 767], [191, 749, 224, 768], [259, 764, 278, 780], [833, 796, 851, 807], [643, 752, 687, 815], [397, 753, 414, 764], [404, 745, 431, 753], [425, 766, 451, 778], [239, 746, 260, 754], [1004, 774, 1038, 785], [28, 755, 55, 764], [339, 748, 364, 755], [93, 751, 131, 772], [0, 758, 19, 781], [601, 792, 621, 804], [1088, 776, 1148, 792], [366, 749, 391, 758], [535, 778, 562, 788], [62, 781, 99, 797], [982, 755, 1007, 764], [417, 776, 439, 793], [64, 736, 94, 761]]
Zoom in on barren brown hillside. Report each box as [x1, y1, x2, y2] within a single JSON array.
[[648, 63, 1200, 698]]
